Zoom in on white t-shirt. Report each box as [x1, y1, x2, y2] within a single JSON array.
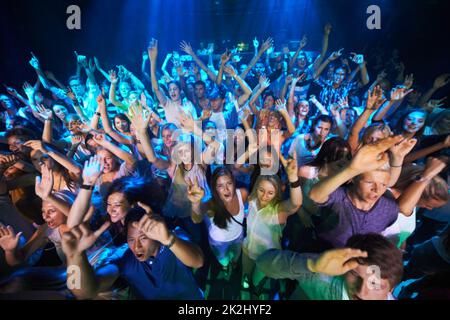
[[163, 98, 198, 127], [382, 208, 417, 248]]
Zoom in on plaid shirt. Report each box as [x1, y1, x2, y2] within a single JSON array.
[[316, 78, 359, 108]]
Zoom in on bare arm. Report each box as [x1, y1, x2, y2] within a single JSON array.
[[240, 37, 273, 79], [180, 41, 217, 82], [148, 39, 168, 106]]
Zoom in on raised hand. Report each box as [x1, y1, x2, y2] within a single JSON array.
[[338, 96, 349, 109], [433, 73, 450, 89], [71, 134, 83, 146], [259, 75, 270, 89], [299, 35, 308, 49], [285, 74, 293, 84], [422, 156, 448, 181], [36, 104, 53, 120], [88, 58, 96, 74], [220, 49, 232, 65], [92, 132, 107, 146], [403, 73, 414, 90], [187, 176, 205, 204], [366, 85, 385, 110], [349, 135, 404, 174], [324, 23, 332, 36], [132, 214, 172, 245], [24, 140, 48, 153], [330, 104, 341, 118], [0, 225, 22, 252], [147, 38, 158, 60], [275, 99, 288, 113], [425, 97, 447, 110], [390, 85, 413, 101], [23, 82, 35, 98], [61, 221, 111, 257], [66, 87, 76, 101], [35, 162, 54, 200], [308, 248, 368, 276], [260, 37, 274, 52], [253, 37, 259, 49], [223, 64, 237, 77], [389, 138, 417, 161], [29, 52, 40, 70], [129, 102, 151, 131], [180, 40, 194, 56], [82, 155, 104, 185], [350, 52, 364, 65], [108, 69, 118, 84], [5, 85, 19, 97], [329, 48, 344, 61], [280, 152, 298, 182]]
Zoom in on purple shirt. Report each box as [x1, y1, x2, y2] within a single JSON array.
[[315, 187, 398, 248]]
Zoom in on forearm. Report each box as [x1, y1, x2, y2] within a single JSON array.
[[3, 248, 24, 266], [398, 180, 430, 216], [310, 99, 329, 115], [191, 54, 217, 82], [281, 110, 296, 135], [90, 114, 100, 130], [43, 119, 53, 143], [348, 109, 373, 153], [313, 59, 330, 80], [169, 236, 204, 269], [373, 100, 397, 122], [66, 252, 100, 299], [109, 84, 127, 110], [47, 148, 82, 176], [136, 129, 169, 169], [418, 87, 438, 107], [309, 166, 358, 203], [216, 65, 224, 85], [67, 188, 93, 228], [404, 143, 446, 164], [240, 50, 264, 79], [359, 64, 370, 85], [102, 141, 136, 166], [150, 60, 167, 105]]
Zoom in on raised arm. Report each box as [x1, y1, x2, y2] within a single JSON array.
[[66, 156, 103, 228], [92, 133, 136, 169], [404, 136, 450, 164], [97, 92, 133, 145], [372, 86, 413, 122], [287, 36, 308, 74], [348, 86, 386, 153], [223, 64, 252, 106], [249, 76, 270, 114], [278, 153, 302, 224], [135, 203, 204, 269], [397, 157, 448, 216], [61, 221, 117, 300], [180, 41, 217, 82], [309, 95, 329, 115], [240, 37, 274, 79], [148, 39, 168, 106], [309, 136, 402, 204], [129, 103, 170, 170], [216, 50, 231, 86], [108, 70, 128, 111], [418, 74, 450, 107]]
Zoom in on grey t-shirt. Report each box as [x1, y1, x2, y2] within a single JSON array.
[[315, 187, 398, 248]]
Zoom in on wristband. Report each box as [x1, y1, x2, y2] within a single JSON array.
[[80, 184, 94, 190], [165, 233, 176, 249], [95, 112, 101, 116], [289, 180, 301, 188]]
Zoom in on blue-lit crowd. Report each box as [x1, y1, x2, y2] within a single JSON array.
[[0, 24, 449, 300]]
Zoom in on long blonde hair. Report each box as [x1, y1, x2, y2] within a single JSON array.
[[249, 175, 283, 205]]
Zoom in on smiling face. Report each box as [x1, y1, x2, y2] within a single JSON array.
[[353, 171, 390, 205], [215, 175, 235, 204], [127, 224, 159, 261], [256, 180, 277, 208], [67, 119, 82, 135], [403, 111, 426, 134], [53, 105, 68, 121], [97, 149, 117, 174], [297, 100, 309, 117], [162, 128, 175, 149], [7, 135, 27, 153], [345, 264, 392, 300], [42, 201, 66, 229], [107, 192, 131, 224], [114, 116, 130, 133], [168, 83, 181, 101]]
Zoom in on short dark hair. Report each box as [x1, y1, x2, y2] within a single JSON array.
[[346, 233, 403, 289], [124, 206, 147, 232], [194, 80, 206, 88], [311, 114, 333, 129], [68, 75, 82, 84]]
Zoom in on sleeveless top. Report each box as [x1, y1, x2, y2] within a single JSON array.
[[207, 189, 245, 242], [243, 200, 283, 260]]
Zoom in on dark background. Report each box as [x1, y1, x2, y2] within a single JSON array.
[[1, 0, 449, 97]]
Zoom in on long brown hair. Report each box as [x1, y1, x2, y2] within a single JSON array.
[[210, 167, 236, 229]]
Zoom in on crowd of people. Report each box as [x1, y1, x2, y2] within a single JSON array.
[[0, 23, 449, 300]]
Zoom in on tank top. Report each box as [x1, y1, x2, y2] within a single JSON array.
[[207, 189, 245, 242]]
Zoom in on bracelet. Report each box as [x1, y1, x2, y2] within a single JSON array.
[[165, 233, 176, 249], [80, 184, 95, 190], [289, 180, 301, 188], [390, 164, 402, 168], [95, 112, 101, 116]]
